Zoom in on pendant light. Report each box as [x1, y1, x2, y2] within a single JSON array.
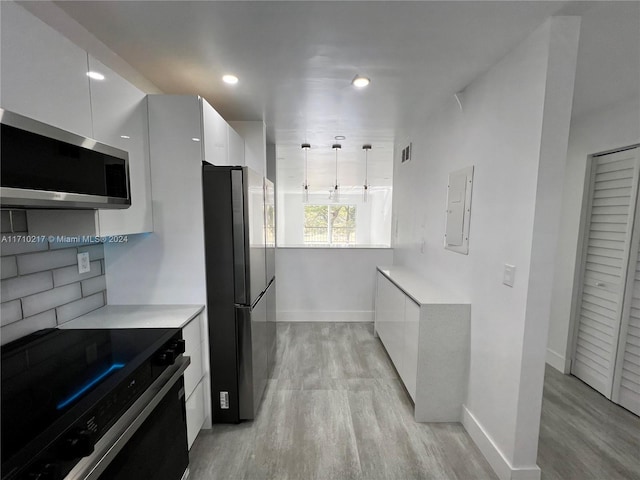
[[362, 144, 371, 203], [301, 143, 310, 203], [332, 144, 341, 203]]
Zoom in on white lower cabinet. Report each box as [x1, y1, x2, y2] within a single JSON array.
[[374, 268, 470, 422], [186, 380, 206, 448], [183, 313, 206, 448]]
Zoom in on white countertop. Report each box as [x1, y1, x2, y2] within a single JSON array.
[[59, 304, 205, 330], [377, 266, 469, 305]]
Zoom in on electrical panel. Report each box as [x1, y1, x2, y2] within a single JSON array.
[[445, 166, 474, 254]]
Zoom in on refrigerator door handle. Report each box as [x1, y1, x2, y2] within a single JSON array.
[[231, 169, 248, 304], [235, 305, 254, 419]]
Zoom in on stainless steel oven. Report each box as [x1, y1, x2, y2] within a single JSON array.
[[1, 328, 190, 480]]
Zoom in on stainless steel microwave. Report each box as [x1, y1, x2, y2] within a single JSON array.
[[0, 108, 131, 209]]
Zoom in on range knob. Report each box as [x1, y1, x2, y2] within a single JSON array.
[[168, 339, 186, 355], [154, 348, 177, 366], [22, 463, 60, 480], [59, 429, 95, 460]]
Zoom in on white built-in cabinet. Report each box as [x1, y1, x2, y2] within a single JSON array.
[[1, 1, 153, 236], [374, 267, 470, 422], [88, 56, 153, 235], [0, 1, 93, 138], [182, 312, 207, 448]]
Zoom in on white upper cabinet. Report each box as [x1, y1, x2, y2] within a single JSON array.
[[88, 56, 153, 235], [0, 1, 92, 138], [228, 125, 245, 167], [201, 99, 229, 165]]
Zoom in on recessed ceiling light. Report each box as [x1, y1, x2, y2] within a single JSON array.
[[222, 74, 239, 85], [192, 137, 201, 142], [352, 75, 370, 88], [120, 135, 130, 139], [335, 135, 346, 141], [86, 71, 105, 80]]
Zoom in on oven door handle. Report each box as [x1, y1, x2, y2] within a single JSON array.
[[64, 356, 191, 480]]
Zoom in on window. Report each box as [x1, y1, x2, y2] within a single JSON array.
[[304, 205, 356, 246]]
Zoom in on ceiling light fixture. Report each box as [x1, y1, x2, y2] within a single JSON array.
[[335, 135, 346, 141], [363, 144, 372, 203], [301, 143, 311, 203], [86, 71, 105, 80], [191, 137, 201, 142], [332, 144, 341, 203], [120, 135, 130, 139], [352, 75, 370, 88], [222, 74, 239, 85]]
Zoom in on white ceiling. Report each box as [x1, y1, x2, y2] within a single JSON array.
[[46, 1, 639, 191]]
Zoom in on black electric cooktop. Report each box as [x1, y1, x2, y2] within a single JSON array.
[[1, 327, 180, 473]]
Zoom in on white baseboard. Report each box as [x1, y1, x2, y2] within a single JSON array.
[[277, 310, 373, 322], [545, 348, 567, 373], [462, 406, 541, 480]]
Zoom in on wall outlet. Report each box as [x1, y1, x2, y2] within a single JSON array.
[[77, 252, 90, 274]]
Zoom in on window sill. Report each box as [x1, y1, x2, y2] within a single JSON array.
[[276, 245, 392, 250]]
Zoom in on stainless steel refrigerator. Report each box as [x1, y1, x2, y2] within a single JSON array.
[[202, 163, 276, 423]]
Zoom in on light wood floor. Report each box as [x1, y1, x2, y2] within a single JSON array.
[[189, 322, 496, 480], [189, 322, 640, 479], [538, 366, 640, 480]]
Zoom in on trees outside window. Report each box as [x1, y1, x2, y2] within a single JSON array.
[[304, 205, 356, 245]]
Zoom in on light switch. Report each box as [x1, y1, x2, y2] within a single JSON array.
[[77, 252, 90, 274], [503, 264, 516, 287]]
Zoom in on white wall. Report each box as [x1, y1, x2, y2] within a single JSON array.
[[547, 96, 640, 373], [392, 17, 580, 480], [276, 247, 393, 322]]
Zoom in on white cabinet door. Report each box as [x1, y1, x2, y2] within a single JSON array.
[[0, 1, 92, 137], [228, 125, 245, 166], [88, 57, 153, 235], [375, 273, 405, 376], [185, 380, 205, 449], [201, 98, 228, 165], [183, 313, 204, 399], [403, 298, 420, 401]]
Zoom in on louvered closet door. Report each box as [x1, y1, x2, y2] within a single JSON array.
[[572, 148, 640, 398], [612, 147, 640, 415]]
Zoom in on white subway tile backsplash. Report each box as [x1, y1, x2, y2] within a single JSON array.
[[0, 236, 48, 256], [0, 224, 108, 342], [17, 248, 78, 275], [53, 261, 102, 287], [1, 256, 18, 279], [22, 283, 81, 318], [56, 292, 105, 324], [81, 275, 107, 297], [0, 299, 23, 326], [1, 271, 53, 302], [49, 239, 98, 250], [77, 244, 105, 260], [1, 309, 56, 346]]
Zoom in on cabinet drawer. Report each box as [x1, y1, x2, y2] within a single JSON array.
[[183, 314, 203, 398], [185, 380, 205, 449]]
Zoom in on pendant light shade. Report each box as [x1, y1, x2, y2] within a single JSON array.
[[332, 144, 341, 203], [301, 143, 310, 203], [362, 144, 371, 203]]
